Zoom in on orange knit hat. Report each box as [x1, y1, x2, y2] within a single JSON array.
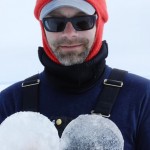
[[34, 0, 108, 64]]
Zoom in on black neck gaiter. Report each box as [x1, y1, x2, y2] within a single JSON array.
[[38, 41, 108, 92]]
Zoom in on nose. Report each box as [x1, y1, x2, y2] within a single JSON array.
[[62, 22, 77, 37]]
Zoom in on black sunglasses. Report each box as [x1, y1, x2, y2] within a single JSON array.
[[42, 15, 96, 32]]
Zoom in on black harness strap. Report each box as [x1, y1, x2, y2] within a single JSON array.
[[92, 69, 127, 117], [22, 74, 40, 112], [21, 69, 127, 117]]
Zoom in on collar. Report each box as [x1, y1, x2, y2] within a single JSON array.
[[38, 41, 108, 92]]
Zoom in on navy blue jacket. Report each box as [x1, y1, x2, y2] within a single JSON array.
[[0, 42, 150, 150]]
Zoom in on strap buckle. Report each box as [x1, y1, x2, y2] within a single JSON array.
[[91, 110, 111, 118], [103, 79, 123, 87], [22, 79, 40, 87]]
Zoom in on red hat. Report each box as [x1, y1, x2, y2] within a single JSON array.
[[34, 0, 108, 64]]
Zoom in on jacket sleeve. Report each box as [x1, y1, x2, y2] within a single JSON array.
[[135, 81, 150, 149], [0, 83, 22, 124], [0, 91, 10, 123]]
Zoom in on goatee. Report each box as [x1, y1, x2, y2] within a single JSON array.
[[51, 37, 90, 66]]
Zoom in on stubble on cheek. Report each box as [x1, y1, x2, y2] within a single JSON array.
[[49, 37, 90, 65]]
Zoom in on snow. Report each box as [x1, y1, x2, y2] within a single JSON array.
[[0, 113, 124, 150], [60, 114, 124, 150], [0, 112, 60, 150]]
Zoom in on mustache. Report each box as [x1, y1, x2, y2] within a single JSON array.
[[52, 37, 89, 47]]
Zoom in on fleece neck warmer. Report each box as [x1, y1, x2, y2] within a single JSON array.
[[34, 0, 108, 64], [38, 41, 108, 92]]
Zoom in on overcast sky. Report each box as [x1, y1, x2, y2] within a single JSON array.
[[0, 0, 150, 84]]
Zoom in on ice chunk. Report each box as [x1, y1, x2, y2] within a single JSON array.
[[0, 112, 60, 150], [60, 114, 124, 150]]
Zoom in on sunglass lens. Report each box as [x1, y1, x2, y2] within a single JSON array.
[[43, 18, 66, 32], [74, 16, 95, 31]]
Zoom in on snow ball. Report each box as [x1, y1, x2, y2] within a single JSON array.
[[60, 114, 124, 150], [0, 111, 60, 150]]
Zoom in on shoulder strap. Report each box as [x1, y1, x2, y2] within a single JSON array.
[[22, 74, 40, 112], [21, 69, 127, 115], [92, 69, 128, 117]]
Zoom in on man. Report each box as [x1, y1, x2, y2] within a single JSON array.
[[0, 0, 150, 149]]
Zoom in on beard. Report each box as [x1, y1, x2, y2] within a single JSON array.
[[50, 37, 90, 66]]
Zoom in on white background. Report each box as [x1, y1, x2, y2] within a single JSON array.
[[0, 0, 150, 86]]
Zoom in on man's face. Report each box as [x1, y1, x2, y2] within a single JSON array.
[[44, 7, 96, 66]]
